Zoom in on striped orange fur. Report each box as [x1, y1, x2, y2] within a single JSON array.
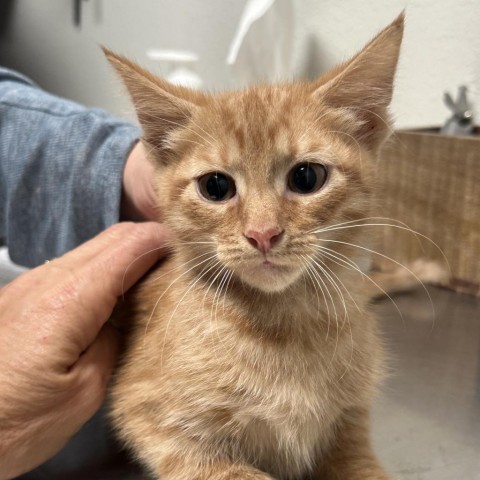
[[106, 13, 404, 480]]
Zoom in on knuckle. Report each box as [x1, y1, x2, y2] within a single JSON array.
[[105, 222, 153, 248], [105, 222, 136, 239], [123, 223, 163, 253], [43, 263, 81, 304], [125, 222, 157, 243]]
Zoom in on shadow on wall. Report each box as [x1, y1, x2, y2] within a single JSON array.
[[301, 34, 331, 81], [0, 0, 15, 37]]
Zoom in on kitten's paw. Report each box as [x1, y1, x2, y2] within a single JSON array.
[[320, 468, 391, 480], [216, 467, 274, 480], [165, 464, 274, 480]]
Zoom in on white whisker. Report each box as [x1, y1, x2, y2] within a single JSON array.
[[212, 268, 234, 355], [310, 243, 406, 330], [159, 257, 221, 369], [148, 249, 217, 283], [308, 255, 349, 373], [144, 252, 218, 346], [318, 237, 435, 329], [121, 244, 171, 298], [304, 257, 338, 346]]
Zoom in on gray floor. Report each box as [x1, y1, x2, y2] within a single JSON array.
[[372, 287, 480, 480], [2, 251, 479, 480]]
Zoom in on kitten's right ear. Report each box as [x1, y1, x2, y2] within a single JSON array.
[[103, 47, 204, 155]]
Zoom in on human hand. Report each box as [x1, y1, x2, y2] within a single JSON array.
[[0, 222, 169, 479], [121, 142, 158, 221]]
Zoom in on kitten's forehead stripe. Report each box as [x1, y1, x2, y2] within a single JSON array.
[[203, 87, 316, 180], [234, 126, 245, 151]]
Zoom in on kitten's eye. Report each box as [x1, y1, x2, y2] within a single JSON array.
[[197, 172, 236, 202], [287, 163, 328, 194]]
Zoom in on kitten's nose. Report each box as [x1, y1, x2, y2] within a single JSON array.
[[244, 228, 284, 254]]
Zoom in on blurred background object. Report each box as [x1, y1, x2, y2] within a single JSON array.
[[441, 85, 475, 136], [0, 0, 479, 130], [145, 49, 202, 88]]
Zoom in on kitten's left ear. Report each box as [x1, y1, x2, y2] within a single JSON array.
[[313, 12, 404, 150], [103, 47, 205, 157]]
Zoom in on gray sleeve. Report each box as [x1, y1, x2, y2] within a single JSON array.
[[0, 67, 141, 267]]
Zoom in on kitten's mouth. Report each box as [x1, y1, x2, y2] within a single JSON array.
[[234, 256, 301, 292], [242, 257, 294, 275], [260, 260, 290, 271], [221, 252, 302, 293]]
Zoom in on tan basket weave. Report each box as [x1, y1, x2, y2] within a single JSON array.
[[376, 129, 480, 295]]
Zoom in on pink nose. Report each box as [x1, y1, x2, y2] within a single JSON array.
[[244, 228, 284, 254]]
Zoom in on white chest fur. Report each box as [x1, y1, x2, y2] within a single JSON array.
[[201, 324, 360, 479]]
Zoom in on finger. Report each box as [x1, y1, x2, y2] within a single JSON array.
[[78, 222, 170, 313], [13, 222, 167, 297], [107, 223, 170, 293], [70, 324, 120, 420], [60, 221, 169, 269], [44, 222, 170, 355]]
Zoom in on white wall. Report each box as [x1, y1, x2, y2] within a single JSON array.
[[0, 0, 245, 119], [292, 0, 480, 129], [0, 0, 479, 129]]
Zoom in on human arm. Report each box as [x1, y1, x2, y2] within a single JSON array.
[[0, 222, 169, 480], [0, 67, 157, 267]]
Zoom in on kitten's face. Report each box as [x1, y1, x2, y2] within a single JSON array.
[[105, 15, 402, 293], [158, 88, 372, 293]]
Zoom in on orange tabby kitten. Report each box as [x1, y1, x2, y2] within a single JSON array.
[[105, 13, 404, 480]]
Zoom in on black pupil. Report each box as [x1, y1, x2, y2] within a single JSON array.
[[293, 165, 317, 193], [206, 173, 230, 200]]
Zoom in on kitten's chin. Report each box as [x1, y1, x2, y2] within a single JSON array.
[[238, 262, 303, 293]]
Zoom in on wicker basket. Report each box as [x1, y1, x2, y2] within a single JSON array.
[[376, 129, 480, 296]]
